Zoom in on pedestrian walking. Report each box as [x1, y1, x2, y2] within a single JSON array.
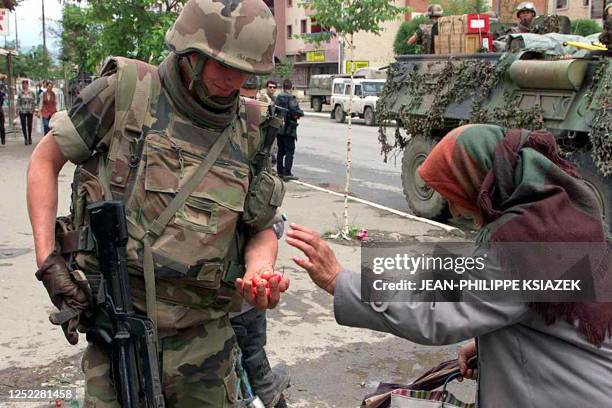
[[275, 79, 304, 181], [17, 79, 37, 145], [37, 81, 57, 136], [0, 86, 6, 145], [26, 0, 289, 405]]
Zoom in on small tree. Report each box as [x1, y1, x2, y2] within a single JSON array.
[[275, 57, 295, 79], [393, 15, 430, 55], [570, 19, 602, 37], [299, 0, 407, 238]]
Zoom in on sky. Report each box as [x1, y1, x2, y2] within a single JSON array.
[[3, 0, 63, 53]]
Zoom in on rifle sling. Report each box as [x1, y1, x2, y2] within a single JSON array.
[[142, 127, 231, 329]]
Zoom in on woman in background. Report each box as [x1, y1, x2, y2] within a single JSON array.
[[17, 79, 37, 145], [38, 81, 57, 136]]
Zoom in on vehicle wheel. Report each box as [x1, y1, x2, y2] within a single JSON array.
[[364, 107, 376, 126], [571, 152, 611, 234], [312, 97, 323, 112], [334, 105, 346, 123], [401, 136, 448, 219]]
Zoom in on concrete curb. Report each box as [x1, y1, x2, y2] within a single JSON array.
[[303, 111, 332, 119], [290, 180, 463, 235]]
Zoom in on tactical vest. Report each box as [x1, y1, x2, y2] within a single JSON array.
[[418, 23, 435, 54], [60, 57, 282, 323]]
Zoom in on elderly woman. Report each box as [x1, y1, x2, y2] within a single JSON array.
[[287, 124, 612, 407]]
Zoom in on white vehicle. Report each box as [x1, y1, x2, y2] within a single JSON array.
[[330, 77, 385, 126]]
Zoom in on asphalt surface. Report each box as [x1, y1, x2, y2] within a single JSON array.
[[290, 114, 409, 212]]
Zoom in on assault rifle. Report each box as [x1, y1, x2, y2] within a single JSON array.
[[87, 201, 165, 408], [252, 104, 288, 174]]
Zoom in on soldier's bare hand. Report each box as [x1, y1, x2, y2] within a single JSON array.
[[286, 223, 342, 295]]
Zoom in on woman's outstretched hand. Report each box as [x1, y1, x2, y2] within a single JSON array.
[[286, 223, 342, 295]]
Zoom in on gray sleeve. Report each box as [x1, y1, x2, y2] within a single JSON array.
[[333, 269, 530, 345]]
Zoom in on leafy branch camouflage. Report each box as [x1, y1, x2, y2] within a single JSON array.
[[588, 60, 612, 176], [377, 55, 530, 161]]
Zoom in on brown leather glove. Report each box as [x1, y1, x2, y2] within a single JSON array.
[[35, 251, 92, 344]]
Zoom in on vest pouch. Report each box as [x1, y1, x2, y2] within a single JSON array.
[[127, 132, 248, 285], [242, 171, 285, 231]]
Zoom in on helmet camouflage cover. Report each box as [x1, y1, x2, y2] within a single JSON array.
[[165, 0, 277, 75], [427, 4, 444, 17], [516, 1, 537, 17]]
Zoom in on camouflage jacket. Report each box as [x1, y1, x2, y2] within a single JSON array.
[[415, 22, 438, 54], [50, 56, 275, 334]]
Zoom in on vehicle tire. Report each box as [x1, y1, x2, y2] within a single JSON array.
[[364, 106, 376, 126], [571, 152, 612, 234], [312, 97, 323, 112], [334, 105, 346, 123], [401, 136, 448, 219]]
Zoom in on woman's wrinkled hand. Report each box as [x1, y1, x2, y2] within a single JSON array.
[[286, 223, 342, 295], [457, 339, 478, 381]]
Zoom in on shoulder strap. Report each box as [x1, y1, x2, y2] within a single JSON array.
[[102, 57, 161, 200]]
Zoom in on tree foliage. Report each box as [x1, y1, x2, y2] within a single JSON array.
[[570, 19, 602, 37], [58, 0, 185, 74], [436, 0, 487, 15], [275, 57, 294, 79], [393, 15, 430, 55], [299, 0, 408, 44], [1, 0, 19, 10]]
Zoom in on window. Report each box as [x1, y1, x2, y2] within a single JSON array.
[[288, 0, 292, 7], [363, 82, 384, 95], [556, 0, 568, 9], [310, 17, 325, 34], [301, 19, 308, 34], [353, 84, 362, 97], [333, 83, 343, 94], [582, 0, 589, 6], [287, 25, 292, 39], [344, 84, 351, 95]]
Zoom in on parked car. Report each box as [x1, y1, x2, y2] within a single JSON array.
[[330, 77, 386, 126]]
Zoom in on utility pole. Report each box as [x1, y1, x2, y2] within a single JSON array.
[[13, 10, 17, 50], [42, 0, 47, 55]]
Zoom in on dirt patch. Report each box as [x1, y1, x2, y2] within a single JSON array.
[[0, 352, 84, 392]]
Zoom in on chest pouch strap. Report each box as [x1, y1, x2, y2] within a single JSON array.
[[141, 127, 231, 330]]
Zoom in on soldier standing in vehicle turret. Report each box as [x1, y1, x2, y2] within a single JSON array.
[[407, 4, 444, 54], [510, 1, 537, 34], [26, 0, 290, 406]]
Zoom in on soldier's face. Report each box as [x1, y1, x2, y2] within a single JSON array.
[[518, 10, 534, 25], [200, 58, 250, 97]]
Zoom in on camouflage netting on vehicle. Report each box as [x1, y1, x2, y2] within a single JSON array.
[[376, 54, 544, 162], [588, 60, 612, 176]]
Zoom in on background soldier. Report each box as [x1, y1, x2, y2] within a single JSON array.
[[600, 3, 612, 48], [275, 79, 304, 181], [511, 1, 537, 34], [26, 0, 289, 406], [407, 4, 444, 54]]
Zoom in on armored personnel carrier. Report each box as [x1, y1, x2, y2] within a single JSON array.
[[377, 48, 611, 231]]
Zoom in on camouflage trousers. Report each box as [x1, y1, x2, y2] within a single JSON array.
[[82, 315, 238, 407]]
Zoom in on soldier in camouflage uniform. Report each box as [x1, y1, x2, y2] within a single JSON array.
[[407, 4, 444, 54], [26, 0, 289, 406]]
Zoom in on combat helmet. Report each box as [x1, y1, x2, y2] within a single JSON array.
[[516, 1, 537, 17], [165, 0, 277, 75], [427, 4, 444, 17]]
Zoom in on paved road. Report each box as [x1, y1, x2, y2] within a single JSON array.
[[290, 115, 410, 212]]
